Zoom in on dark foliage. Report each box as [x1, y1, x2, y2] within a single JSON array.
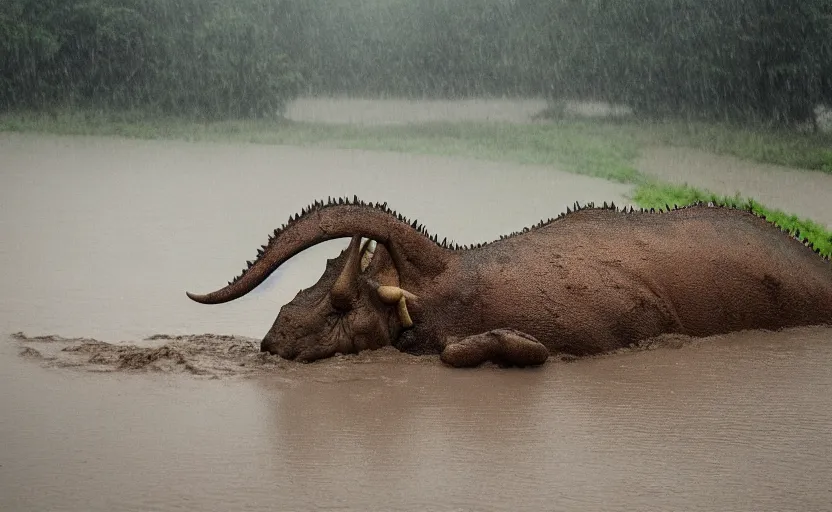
[[300, 0, 832, 125], [2, 0, 830, 124], [1, 0, 303, 118]]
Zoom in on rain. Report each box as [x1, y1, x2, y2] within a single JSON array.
[[2, 1, 832, 511]]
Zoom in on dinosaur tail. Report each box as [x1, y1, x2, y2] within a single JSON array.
[[186, 197, 447, 304]]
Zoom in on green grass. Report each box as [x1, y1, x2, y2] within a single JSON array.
[[2, 108, 830, 257]]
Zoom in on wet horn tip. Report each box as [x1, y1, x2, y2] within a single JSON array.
[[186, 291, 209, 303]]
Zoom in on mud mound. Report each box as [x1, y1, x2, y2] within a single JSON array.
[[10, 330, 706, 378], [10, 332, 432, 378], [11, 332, 100, 344], [18, 346, 43, 358], [11, 332, 294, 378], [610, 333, 702, 355], [12, 328, 801, 378]]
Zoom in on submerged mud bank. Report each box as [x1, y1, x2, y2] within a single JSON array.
[[10, 332, 437, 378], [13, 332, 282, 378], [12, 327, 826, 378]]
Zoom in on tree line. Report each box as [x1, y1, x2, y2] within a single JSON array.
[[1, 0, 305, 118], [2, 0, 830, 125]]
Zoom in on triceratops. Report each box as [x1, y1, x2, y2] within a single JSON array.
[[187, 197, 832, 367]]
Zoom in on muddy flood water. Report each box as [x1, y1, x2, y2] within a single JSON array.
[[2, 130, 832, 512]]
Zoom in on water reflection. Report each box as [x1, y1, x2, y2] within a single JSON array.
[[252, 328, 832, 511]]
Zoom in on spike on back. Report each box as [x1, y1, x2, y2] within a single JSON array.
[[232, 195, 828, 280]]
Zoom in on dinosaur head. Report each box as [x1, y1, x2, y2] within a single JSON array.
[[186, 199, 445, 362], [260, 236, 416, 362]]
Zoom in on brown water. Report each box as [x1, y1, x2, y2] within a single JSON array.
[[2, 131, 832, 512]]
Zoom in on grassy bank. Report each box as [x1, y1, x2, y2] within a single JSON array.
[[2, 109, 830, 257], [537, 108, 832, 173]]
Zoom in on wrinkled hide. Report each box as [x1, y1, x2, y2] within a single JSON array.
[[187, 198, 832, 367]]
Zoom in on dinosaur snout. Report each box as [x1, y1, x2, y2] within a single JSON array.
[[260, 330, 296, 359]]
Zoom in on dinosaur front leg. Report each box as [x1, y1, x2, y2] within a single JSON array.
[[440, 328, 549, 368]]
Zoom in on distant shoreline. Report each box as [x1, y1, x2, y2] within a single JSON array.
[[2, 98, 830, 256]]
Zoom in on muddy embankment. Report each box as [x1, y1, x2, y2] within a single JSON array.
[[11, 331, 430, 378], [11, 326, 829, 379]]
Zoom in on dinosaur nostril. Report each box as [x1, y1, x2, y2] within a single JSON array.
[[260, 336, 277, 354], [278, 344, 298, 360]]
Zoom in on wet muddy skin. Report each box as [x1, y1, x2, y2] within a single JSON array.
[[1, 129, 831, 511]]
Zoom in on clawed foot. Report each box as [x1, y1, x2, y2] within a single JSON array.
[[440, 328, 549, 368]]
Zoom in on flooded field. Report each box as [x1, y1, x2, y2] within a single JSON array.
[[638, 146, 832, 228], [285, 97, 550, 125], [284, 97, 632, 125], [1, 130, 831, 511]]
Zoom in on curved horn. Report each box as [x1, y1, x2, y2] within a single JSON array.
[[330, 235, 362, 310], [186, 200, 447, 304]]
